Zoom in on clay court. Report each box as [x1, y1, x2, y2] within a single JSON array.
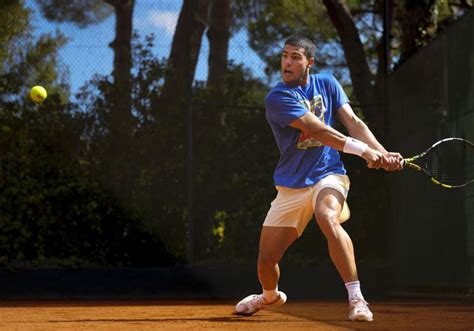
[[0, 299, 472, 330]]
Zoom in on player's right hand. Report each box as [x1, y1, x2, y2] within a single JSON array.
[[361, 148, 386, 169], [383, 152, 404, 171]]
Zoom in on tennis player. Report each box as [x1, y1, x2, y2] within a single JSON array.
[[235, 35, 403, 322]]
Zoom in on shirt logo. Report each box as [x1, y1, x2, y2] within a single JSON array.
[[297, 95, 326, 149]]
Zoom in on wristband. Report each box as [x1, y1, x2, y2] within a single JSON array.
[[343, 137, 368, 157]]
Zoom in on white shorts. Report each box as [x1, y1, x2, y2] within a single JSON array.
[[263, 174, 350, 237]]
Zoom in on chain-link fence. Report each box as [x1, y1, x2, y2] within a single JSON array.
[[388, 9, 474, 291], [2, 1, 472, 271], [26, 0, 268, 96]]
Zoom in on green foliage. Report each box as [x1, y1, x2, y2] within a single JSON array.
[[0, 4, 175, 267], [247, 0, 340, 79], [0, 0, 30, 69], [185, 61, 273, 262], [70, 30, 276, 264], [0, 0, 408, 268], [245, 0, 466, 83], [35, 0, 113, 28], [0, 1, 69, 105], [0, 99, 175, 267]]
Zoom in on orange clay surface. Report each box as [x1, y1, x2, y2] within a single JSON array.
[[0, 299, 472, 330]]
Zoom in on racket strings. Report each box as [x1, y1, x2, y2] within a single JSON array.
[[423, 140, 474, 186]]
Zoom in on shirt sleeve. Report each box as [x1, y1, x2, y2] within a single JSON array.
[[326, 74, 350, 112], [265, 90, 308, 128]]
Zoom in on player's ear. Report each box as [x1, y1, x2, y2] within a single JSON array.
[[308, 57, 315, 68]]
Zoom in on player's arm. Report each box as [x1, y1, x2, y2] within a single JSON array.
[[289, 111, 385, 169], [336, 103, 403, 170]]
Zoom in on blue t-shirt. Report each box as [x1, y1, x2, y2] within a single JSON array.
[[265, 73, 349, 188]]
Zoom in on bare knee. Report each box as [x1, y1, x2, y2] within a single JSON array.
[[257, 226, 297, 269], [315, 210, 341, 241]]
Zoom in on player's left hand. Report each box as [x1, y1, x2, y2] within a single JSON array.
[[383, 152, 404, 171]]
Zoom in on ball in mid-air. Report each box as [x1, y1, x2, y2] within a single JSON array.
[[30, 86, 47, 103]]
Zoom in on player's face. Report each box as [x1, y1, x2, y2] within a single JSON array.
[[281, 45, 313, 85]]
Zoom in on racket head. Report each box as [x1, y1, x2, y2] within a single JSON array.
[[404, 137, 474, 189]]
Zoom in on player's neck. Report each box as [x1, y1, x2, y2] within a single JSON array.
[[300, 73, 310, 86], [285, 73, 310, 88]]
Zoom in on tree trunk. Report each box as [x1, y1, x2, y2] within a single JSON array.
[[322, 0, 383, 134], [161, 0, 210, 106], [106, 0, 134, 119], [103, 0, 134, 196], [207, 0, 231, 94], [398, 0, 439, 64], [376, 0, 395, 86]]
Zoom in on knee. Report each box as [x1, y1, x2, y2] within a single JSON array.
[[315, 210, 340, 241]]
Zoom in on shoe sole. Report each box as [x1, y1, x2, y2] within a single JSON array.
[[265, 291, 287, 307], [350, 315, 374, 322]]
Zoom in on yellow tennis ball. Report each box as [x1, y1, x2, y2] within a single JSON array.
[[30, 86, 47, 103]]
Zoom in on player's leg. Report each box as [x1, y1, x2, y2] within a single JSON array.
[[235, 186, 312, 315], [314, 188, 357, 282], [314, 187, 373, 322], [234, 226, 297, 315], [257, 226, 298, 301]]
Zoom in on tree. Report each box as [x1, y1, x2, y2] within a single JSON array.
[[103, 0, 134, 124], [246, 0, 339, 78], [0, 0, 29, 73], [234, 0, 470, 264], [322, 0, 386, 132], [397, 0, 472, 64], [35, 0, 113, 27], [0, 8, 177, 266], [35, 0, 133, 120], [160, 0, 211, 105], [397, 0, 440, 64], [0, 0, 68, 104], [243, 0, 389, 133], [36, 0, 137, 198], [207, 0, 231, 94], [245, 0, 467, 136]]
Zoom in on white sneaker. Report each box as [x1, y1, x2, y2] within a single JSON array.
[[234, 291, 287, 315], [348, 298, 374, 322]]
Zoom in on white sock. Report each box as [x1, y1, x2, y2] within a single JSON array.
[[345, 280, 364, 302], [262, 287, 279, 303]]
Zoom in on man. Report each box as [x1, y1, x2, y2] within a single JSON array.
[[234, 35, 403, 322]]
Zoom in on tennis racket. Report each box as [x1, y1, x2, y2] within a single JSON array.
[[403, 137, 474, 189]]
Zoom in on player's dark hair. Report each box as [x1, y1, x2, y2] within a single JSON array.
[[284, 35, 316, 59]]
